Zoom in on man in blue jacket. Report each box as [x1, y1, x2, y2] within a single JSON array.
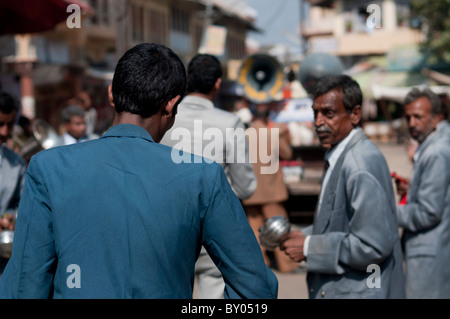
[[0, 43, 278, 299]]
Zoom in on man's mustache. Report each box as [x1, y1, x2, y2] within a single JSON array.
[[315, 126, 332, 134]]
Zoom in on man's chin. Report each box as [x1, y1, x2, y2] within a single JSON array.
[[318, 138, 332, 149]]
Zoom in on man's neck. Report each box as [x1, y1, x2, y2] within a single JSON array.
[[113, 112, 161, 141]]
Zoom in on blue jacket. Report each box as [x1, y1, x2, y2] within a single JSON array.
[[0, 124, 278, 299]]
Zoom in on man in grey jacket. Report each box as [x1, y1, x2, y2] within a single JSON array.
[[160, 54, 256, 298], [281, 75, 405, 298], [396, 88, 450, 298]]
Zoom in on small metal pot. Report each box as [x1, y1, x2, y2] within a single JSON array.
[[259, 216, 291, 251], [0, 230, 14, 259]]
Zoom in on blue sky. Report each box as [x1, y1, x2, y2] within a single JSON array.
[[246, 0, 308, 53]]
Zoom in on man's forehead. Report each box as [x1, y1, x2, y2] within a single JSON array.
[[405, 97, 432, 113], [313, 91, 342, 109]]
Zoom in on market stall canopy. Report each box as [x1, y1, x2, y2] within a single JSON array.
[[372, 84, 450, 103], [0, 0, 90, 35]]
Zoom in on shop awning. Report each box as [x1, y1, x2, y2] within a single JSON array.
[[0, 0, 90, 35]]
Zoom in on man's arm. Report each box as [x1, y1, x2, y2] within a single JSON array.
[[397, 151, 449, 232], [225, 118, 257, 200], [0, 158, 56, 298], [201, 165, 278, 299]]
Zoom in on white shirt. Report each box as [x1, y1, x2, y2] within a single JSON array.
[[62, 132, 89, 145], [304, 128, 359, 257]]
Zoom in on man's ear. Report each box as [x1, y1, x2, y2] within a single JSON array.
[[214, 78, 222, 92], [163, 95, 181, 118], [350, 105, 362, 126], [108, 84, 115, 108]]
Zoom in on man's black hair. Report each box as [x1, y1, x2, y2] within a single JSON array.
[[112, 43, 187, 118], [0, 92, 19, 114], [313, 74, 363, 113], [186, 54, 222, 94]]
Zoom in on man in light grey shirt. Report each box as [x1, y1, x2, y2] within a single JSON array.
[[161, 54, 256, 298]]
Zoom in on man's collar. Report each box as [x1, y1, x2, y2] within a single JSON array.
[[413, 128, 437, 162], [181, 95, 215, 109], [101, 124, 155, 143], [325, 128, 360, 167]]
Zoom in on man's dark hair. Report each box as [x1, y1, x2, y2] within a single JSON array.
[[0, 92, 19, 114], [313, 74, 363, 113], [61, 105, 85, 123], [404, 87, 443, 116], [186, 54, 222, 94], [112, 43, 187, 118]]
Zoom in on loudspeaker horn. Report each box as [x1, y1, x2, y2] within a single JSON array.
[[237, 54, 284, 103]]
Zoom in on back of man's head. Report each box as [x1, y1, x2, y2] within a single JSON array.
[[112, 43, 187, 118], [0, 92, 18, 115], [187, 54, 222, 94]]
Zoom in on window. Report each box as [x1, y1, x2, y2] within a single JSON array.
[[171, 7, 190, 34], [132, 4, 144, 42]]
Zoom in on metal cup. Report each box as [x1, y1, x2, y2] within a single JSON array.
[[0, 230, 14, 259], [259, 216, 291, 251]]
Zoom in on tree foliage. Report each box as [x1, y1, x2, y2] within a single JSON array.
[[410, 0, 450, 61]]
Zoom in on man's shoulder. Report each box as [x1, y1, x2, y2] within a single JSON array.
[[421, 132, 450, 161], [345, 134, 387, 172], [31, 138, 102, 165]]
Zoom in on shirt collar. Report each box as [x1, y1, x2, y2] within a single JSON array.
[[181, 95, 215, 109], [101, 124, 155, 143], [0, 144, 3, 167], [413, 129, 437, 162], [325, 128, 360, 168]]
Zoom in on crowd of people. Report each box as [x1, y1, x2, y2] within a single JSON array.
[[0, 42, 448, 299]]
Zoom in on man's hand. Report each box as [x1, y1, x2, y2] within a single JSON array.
[[394, 176, 410, 198], [0, 213, 15, 231], [280, 231, 306, 262]]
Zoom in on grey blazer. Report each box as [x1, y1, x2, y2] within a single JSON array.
[[303, 128, 405, 299], [0, 146, 26, 216], [161, 95, 257, 200], [397, 124, 450, 298]]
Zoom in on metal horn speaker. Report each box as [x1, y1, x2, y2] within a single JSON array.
[[237, 54, 284, 103]]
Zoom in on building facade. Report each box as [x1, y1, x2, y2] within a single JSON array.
[[0, 0, 257, 132]]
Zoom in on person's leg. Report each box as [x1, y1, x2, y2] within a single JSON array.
[[195, 252, 225, 299], [244, 205, 270, 266]]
